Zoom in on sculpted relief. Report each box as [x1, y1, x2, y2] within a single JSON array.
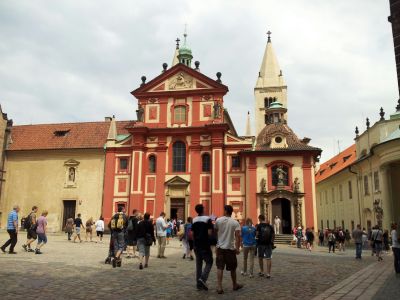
[[169, 72, 193, 90]]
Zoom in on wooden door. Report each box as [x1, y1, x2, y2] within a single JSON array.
[[62, 200, 76, 230], [170, 198, 185, 221]]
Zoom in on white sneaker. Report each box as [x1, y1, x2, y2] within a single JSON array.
[[240, 271, 247, 276]]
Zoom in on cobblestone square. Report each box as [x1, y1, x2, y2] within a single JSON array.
[[1, 232, 392, 300]]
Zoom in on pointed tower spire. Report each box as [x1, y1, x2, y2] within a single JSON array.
[[254, 31, 288, 135], [177, 24, 193, 67], [246, 111, 252, 136], [172, 37, 180, 66]]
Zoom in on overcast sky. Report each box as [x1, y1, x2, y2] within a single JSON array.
[[0, 0, 397, 161]]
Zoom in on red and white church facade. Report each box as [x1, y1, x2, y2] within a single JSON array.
[[102, 35, 321, 232]]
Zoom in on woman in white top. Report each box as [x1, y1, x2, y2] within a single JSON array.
[[95, 216, 105, 242]]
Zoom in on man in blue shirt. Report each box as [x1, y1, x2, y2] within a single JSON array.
[[1, 205, 20, 254]]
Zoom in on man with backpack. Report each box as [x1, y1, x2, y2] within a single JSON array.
[[22, 206, 38, 252], [256, 214, 275, 279], [110, 206, 128, 267]]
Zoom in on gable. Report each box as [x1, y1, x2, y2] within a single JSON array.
[[148, 71, 213, 92], [132, 63, 228, 97]]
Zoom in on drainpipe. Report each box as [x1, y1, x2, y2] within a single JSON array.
[[349, 165, 362, 226]]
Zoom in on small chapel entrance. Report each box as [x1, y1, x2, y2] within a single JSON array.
[[62, 200, 76, 231], [170, 198, 186, 221], [271, 198, 291, 234]]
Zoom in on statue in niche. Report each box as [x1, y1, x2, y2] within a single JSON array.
[[294, 177, 300, 193], [276, 165, 287, 186], [68, 167, 75, 182], [213, 101, 221, 118], [136, 104, 144, 122], [260, 178, 266, 193]]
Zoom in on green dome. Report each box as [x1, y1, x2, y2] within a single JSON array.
[[178, 46, 192, 56], [269, 101, 283, 109]]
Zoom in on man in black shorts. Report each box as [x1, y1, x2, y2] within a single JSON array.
[[215, 205, 243, 294], [256, 214, 275, 278], [22, 206, 38, 252]]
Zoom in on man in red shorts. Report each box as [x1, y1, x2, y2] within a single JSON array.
[[215, 205, 243, 294]]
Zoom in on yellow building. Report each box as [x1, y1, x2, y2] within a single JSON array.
[[0, 119, 128, 232], [316, 103, 400, 232]]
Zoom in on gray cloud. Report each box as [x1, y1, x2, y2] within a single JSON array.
[[0, 0, 397, 161]]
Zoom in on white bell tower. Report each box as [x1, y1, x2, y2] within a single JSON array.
[[254, 31, 288, 135]]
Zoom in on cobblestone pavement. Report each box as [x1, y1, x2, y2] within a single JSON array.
[[0, 232, 382, 300]]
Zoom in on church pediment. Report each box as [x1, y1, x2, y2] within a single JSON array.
[[165, 175, 190, 186], [131, 63, 228, 97]]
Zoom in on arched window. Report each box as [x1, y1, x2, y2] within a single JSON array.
[[202, 153, 211, 172], [148, 155, 156, 173], [173, 141, 186, 172], [174, 106, 186, 122]]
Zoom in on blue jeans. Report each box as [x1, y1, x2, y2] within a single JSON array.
[[195, 248, 213, 283], [355, 243, 362, 258]]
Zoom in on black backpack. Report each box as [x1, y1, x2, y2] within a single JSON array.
[[259, 224, 273, 244], [24, 213, 32, 230]]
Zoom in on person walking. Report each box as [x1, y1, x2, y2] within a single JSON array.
[[215, 205, 243, 294], [73, 213, 85, 243], [241, 218, 256, 278], [192, 204, 214, 291], [318, 229, 324, 246], [337, 228, 345, 251], [256, 215, 275, 278], [126, 209, 139, 257], [85, 217, 94, 242], [352, 224, 363, 259], [34, 210, 48, 254], [371, 225, 383, 261], [155, 212, 169, 258], [182, 217, 194, 260], [110, 206, 128, 268], [305, 228, 314, 251], [95, 216, 105, 243], [296, 226, 303, 248], [1, 205, 20, 254], [22, 206, 38, 252], [65, 217, 74, 241], [390, 223, 400, 274], [274, 216, 281, 235], [327, 230, 336, 253], [383, 229, 390, 253], [136, 213, 155, 270]]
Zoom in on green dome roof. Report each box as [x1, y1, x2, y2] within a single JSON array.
[[269, 101, 283, 109], [178, 46, 192, 56]]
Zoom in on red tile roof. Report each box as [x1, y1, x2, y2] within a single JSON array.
[[315, 144, 356, 183], [8, 120, 132, 151]]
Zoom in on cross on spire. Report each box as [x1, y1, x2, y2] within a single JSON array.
[[267, 30, 272, 42], [175, 38, 180, 49]]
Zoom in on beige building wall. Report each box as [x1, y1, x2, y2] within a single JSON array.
[[0, 149, 105, 232]]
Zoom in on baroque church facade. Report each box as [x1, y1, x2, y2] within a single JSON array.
[[0, 34, 321, 232]]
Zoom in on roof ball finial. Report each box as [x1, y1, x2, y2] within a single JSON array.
[[366, 117, 370, 129], [379, 107, 385, 121], [355, 126, 359, 137], [162, 63, 168, 72], [267, 30, 272, 43], [194, 61, 200, 70], [140, 75, 146, 86], [216, 72, 222, 83]]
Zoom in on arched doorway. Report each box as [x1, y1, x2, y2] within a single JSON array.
[[271, 198, 292, 234]]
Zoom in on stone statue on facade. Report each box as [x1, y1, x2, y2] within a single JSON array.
[[68, 167, 75, 182], [260, 178, 266, 193], [276, 165, 287, 186], [294, 177, 300, 193], [169, 72, 193, 90], [136, 104, 144, 122], [213, 101, 221, 119]]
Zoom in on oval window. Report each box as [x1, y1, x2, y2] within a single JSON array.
[[275, 136, 282, 143]]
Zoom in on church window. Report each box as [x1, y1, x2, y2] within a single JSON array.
[[174, 106, 186, 122], [364, 175, 369, 195], [232, 156, 241, 169], [119, 158, 128, 171], [264, 97, 275, 108], [272, 165, 289, 186], [173, 141, 186, 172], [202, 153, 211, 172], [325, 190, 328, 204], [331, 188, 335, 203], [275, 136, 282, 143], [148, 155, 156, 173], [348, 181, 353, 199], [373, 171, 379, 192], [339, 184, 343, 201]]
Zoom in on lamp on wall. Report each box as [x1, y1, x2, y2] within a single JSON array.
[[78, 200, 82, 205]]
